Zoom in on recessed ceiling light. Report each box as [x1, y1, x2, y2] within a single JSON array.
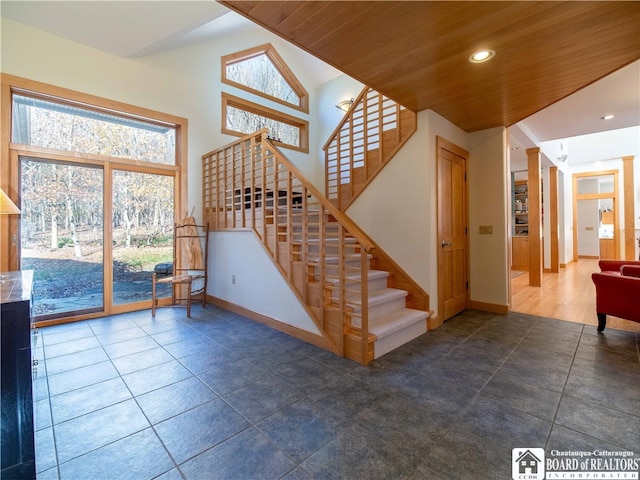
[[601, 114, 615, 120], [469, 49, 495, 63]]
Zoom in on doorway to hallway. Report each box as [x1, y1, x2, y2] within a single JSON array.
[[510, 259, 640, 333]]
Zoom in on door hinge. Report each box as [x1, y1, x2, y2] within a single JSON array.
[[466, 281, 469, 289], [465, 227, 468, 235], [464, 172, 467, 181]]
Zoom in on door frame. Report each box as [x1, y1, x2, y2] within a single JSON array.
[[572, 170, 619, 262], [436, 136, 470, 323]]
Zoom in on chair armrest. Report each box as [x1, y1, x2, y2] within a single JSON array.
[[598, 260, 640, 272], [592, 271, 640, 323], [621, 265, 640, 278]]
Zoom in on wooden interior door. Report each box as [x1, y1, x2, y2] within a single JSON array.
[[437, 137, 469, 321]]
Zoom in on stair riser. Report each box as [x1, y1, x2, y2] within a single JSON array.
[[279, 215, 339, 228], [374, 320, 426, 359], [351, 297, 407, 325], [309, 259, 371, 277], [304, 244, 358, 255], [331, 277, 388, 301]]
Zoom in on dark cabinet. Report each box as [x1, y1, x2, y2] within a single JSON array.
[[1, 270, 35, 480]]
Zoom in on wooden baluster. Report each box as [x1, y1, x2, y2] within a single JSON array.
[[360, 241, 369, 364]]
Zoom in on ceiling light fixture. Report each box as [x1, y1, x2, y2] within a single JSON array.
[[601, 114, 615, 120], [336, 98, 354, 112], [469, 49, 495, 63]]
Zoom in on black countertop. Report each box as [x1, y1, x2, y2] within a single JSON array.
[[0, 271, 34, 304]]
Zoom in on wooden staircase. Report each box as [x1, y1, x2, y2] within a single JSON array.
[[293, 210, 429, 360], [202, 130, 430, 364], [324, 87, 417, 211]]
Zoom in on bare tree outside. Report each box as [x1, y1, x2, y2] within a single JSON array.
[[226, 105, 300, 146], [13, 95, 176, 164], [21, 160, 105, 316], [226, 53, 299, 106], [112, 170, 174, 305]]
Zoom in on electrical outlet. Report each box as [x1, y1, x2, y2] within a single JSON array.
[[479, 225, 493, 235], [231, 275, 236, 284]]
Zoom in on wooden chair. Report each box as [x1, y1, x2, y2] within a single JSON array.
[[152, 218, 209, 318]]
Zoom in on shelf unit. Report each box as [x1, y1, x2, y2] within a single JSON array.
[[513, 180, 529, 237], [511, 173, 545, 271]]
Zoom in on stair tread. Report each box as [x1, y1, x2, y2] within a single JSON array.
[[367, 308, 429, 339], [347, 287, 407, 307]]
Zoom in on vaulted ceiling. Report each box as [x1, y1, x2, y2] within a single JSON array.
[[219, 1, 640, 133]]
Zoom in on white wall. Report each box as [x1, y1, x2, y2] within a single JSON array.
[[558, 170, 573, 265], [468, 127, 510, 309], [210, 232, 320, 334]]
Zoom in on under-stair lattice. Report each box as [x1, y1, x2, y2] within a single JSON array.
[[202, 130, 429, 364], [324, 87, 417, 211]]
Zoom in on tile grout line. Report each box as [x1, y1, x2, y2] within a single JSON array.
[[427, 315, 543, 441], [543, 322, 584, 450], [34, 326, 62, 480]]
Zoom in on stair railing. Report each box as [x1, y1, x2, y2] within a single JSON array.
[[323, 87, 417, 211], [202, 130, 374, 362]]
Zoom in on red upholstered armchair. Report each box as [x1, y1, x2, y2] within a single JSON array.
[[591, 260, 640, 332]]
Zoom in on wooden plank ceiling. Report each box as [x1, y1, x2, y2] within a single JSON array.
[[219, 1, 640, 133]]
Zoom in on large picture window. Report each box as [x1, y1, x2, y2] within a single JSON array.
[[2, 74, 187, 325]]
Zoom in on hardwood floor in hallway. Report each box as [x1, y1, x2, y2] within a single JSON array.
[[511, 258, 640, 333]]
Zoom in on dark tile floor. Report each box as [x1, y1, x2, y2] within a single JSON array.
[[33, 306, 639, 480]]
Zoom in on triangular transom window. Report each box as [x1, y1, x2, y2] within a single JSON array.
[[222, 44, 309, 113]]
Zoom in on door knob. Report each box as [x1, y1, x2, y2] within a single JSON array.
[[441, 240, 453, 248]]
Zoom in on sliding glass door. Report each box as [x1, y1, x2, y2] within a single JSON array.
[[20, 158, 177, 321], [20, 157, 104, 319], [112, 170, 174, 306]]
